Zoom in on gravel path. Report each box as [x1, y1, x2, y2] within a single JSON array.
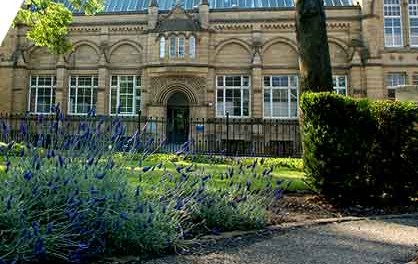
[[143, 216, 418, 264]]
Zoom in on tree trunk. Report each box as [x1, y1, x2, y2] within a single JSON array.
[[295, 0, 333, 93]]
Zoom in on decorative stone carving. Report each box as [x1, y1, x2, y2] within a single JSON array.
[[149, 76, 206, 104]]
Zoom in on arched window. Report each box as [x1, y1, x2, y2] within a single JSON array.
[[189, 36, 196, 58], [159, 37, 166, 58], [178, 36, 185, 58], [169, 36, 176, 57]]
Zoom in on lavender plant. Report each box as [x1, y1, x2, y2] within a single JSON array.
[[0, 106, 281, 263]]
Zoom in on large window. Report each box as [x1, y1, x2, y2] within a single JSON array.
[[68, 76, 98, 115], [29, 76, 56, 114], [166, 35, 194, 58], [159, 37, 166, 58], [333, 75, 348, 95], [409, 0, 418, 46], [169, 36, 176, 57], [178, 36, 185, 58], [384, 0, 403, 47], [216, 75, 250, 117], [189, 36, 196, 58], [110, 76, 141, 116], [386, 72, 407, 99], [263, 75, 298, 119]]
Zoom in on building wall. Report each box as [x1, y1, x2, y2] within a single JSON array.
[[0, 1, 417, 117]]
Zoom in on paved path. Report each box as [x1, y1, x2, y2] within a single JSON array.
[[144, 216, 418, 264]]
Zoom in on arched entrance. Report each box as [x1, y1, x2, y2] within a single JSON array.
[[167, 92, 189, 143]]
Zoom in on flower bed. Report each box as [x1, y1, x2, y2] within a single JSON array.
[[0, 108, 284, 263]]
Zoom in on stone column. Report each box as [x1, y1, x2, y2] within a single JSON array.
[[349, 51, 366, 98], [0, 64, 13, 113], [56, 55, 67, 113], [97, 53, 108, 115], [251, 52, 263, 119], [207, 68, 216, 118], [364, 62, 385, 99]]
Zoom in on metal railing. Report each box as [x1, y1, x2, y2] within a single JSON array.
[[0, 113, 302, 157]]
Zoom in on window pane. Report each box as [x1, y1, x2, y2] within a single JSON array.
[[263, 75, 299, 118], [410, 0, 418, 46], [110, 75, 140, 115], [29, 76, 56, 114], [69, 75, 98, 115], [169, 37, 176, 57], [216, 75, 250, 117], [217, 76, 224, 86], [178, 37, 185, 58], [189, 36, 196, 58], [384, 0, 403, 47], [160, 37, 166, 58]]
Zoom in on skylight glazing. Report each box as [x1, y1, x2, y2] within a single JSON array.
[[57, 0, 353, 12]]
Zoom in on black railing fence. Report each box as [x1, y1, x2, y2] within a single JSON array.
[[0, 113, 302, 157]]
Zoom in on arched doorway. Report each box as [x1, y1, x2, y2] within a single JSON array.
[[167, 92, 189, 143]]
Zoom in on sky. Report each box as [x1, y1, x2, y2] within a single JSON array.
[[0, 0, 24, 46]]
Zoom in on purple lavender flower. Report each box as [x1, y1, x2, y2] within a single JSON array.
[[6, 195, 12, 211], [142, 166, 152, 173], [201, 175, 210, 182], [95, 172, 106, 180], [246, 179, 252, 190], [5, 160, 10, 173], [57, 155, 65, 167], [32, 221, 40, 235], [86, 157, 94, 166], [34, 238, 45, 258], [46, 222, 53, 234], [273, 188, 283, 200], [120, 212, 129, 221], [23, 171, 33, 181]]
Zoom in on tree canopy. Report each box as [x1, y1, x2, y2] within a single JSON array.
[[15, 0, 104, 54]]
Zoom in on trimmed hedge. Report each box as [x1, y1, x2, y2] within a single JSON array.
[[301, 92, 418, 205]]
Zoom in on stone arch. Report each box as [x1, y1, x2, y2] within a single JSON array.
[[262, 38, 299, 67], [215, 39, 252, 66], [157, 83, 199, 105], [68, 41, 100, 67], [27, 46, 57, 68], [328, 40, 350, 65], [109, 40, 143, 66], [262, 37, 299, 55], [215, 38, 252, 56]]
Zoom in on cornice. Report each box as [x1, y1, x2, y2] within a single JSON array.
[[211, 22, 350, 31], [68, 27, 101, 33], [109, 25, 145, 32]]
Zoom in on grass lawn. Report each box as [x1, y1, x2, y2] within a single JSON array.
[[114, 154, 308, 193], [0, 153, 308, 193]]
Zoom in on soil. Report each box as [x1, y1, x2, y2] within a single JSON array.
[[268, 193, 418, 225]]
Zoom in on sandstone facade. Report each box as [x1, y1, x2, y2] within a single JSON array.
[[0, 0, 417, 119]]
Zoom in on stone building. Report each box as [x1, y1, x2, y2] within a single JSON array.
[[0, 0, 417, 138]]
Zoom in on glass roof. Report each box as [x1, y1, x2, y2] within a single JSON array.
[[57, 0, 353, 12]]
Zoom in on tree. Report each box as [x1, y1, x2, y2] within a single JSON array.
[[295, 0, 333, 92], [15, 0, 104, 54]]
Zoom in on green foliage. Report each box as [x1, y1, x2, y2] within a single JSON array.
[[301, 92, 418, 205], [15, 0, 104, 54], [0, 108, 280, 262]]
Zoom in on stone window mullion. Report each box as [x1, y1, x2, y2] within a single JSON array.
[[402, 0, 410, 46]]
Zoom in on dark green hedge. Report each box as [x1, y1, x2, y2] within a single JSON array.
[[301, 92, 418, 205]]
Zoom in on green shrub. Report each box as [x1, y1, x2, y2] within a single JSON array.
[[301, 92, 418, 205], [0, 108, 280, 263]]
